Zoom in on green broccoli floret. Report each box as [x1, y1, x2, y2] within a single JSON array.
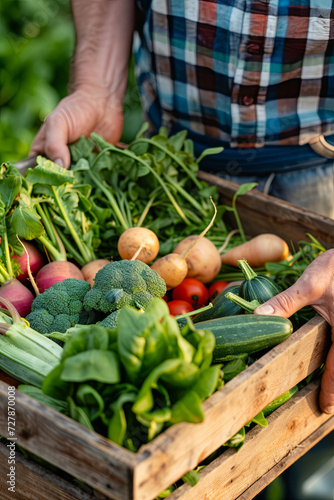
[[26, 279, 93, 334], [99, 310, 120, 330], [83, 260, 166, 314]]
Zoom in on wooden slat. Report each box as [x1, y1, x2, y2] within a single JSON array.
[[167, 380, 334, 500], [133, 315, 331, 500], [0, 385, 137, 500], [0, 441, 103, 500], [198, 172, 334, 249], [237, 416, 334, 500]]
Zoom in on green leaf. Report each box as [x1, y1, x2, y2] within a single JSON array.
[[197, 147, 224, 164], [18, 384, 69, 415], [68, 396, 94, 430], [25, 157, 75, 185], [10, 205, 44, 239], [42, 362, 72, 401], [76, 384, 105, 421], [69, 136, 93, 161], [234, 182, 258, 198], [117, 303, 170, 384], [61, 350, 120, 383], [246, 411, 268, 428], [0, 175, 22, 213], [108, 391, 137, 445], [222, 358, 247, 382], [170, 390, 204, 424], [191, 365, 222, 401], [182, 470, 201, 487], [224, 427, 245, 450]]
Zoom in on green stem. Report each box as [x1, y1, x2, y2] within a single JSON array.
[[0, 262, 10, 283], [136, 193, 158, 227], [51, 186, 92, 264], [56, 230, 86, 268], [38, 235, 67, 262], [87, 169, 129, 231], [36, 203, 58, 249], [165, 176, 206, 216], [133, 138, 202, 189], [237, 259, 257, 281], [175, 303, 213, 320], [225, 292, 260, 313], [232, 195, 246, 243], [108, 145, 190, 224], [3, 231, 13, 278]]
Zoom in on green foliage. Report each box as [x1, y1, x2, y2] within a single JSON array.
[[0, 0, 74, 162]]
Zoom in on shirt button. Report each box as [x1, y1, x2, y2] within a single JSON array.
[[247, 43, 261, 55], [242, 96, 254, 106]]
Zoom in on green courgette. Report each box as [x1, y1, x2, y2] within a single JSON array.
[[193, 314, 293, 363], [262, 385, 299, 416], [238, 259, 282, 303], [193, 285, 243, 323]]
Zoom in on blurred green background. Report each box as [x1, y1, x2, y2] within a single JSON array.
[[0, 0, 142, 163]]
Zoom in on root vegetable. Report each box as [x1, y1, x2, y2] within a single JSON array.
[[220, 233, 289, 267], [36, 262, 84, 293], [118, 228, 159, 263], [173, 236, 221, 284], [151, 199, 217, 289], [81, 259, 110, 287], [13, 241, 44, 284], [0, 280, 34, 317]]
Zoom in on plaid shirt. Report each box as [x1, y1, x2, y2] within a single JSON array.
[[135, 0, 334, 148]]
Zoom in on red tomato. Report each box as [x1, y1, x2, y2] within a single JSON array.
[[168, 300, 194, 316], [172, 278, 209, 308], [208, 281, 229, 301]]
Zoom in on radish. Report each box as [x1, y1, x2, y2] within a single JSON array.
[[173, 236, 221, 284], [81, 259, 110, 287], [13, 241, 44, 284], [118, 227, 159, 263], [0, 280, 34, 317], [36, 262, 85, 293], [151, 199, 217, 289]]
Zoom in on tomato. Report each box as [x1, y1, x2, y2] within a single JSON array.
[[208, 281, 229, 301], [172, 278, 209, 308], [167, 300, 194, 316]]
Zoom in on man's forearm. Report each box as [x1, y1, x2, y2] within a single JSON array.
[[70, 0, 135, 101]]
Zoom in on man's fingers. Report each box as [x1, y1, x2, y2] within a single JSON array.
[[254, 282, 310, 318], [319, 340, 334, 413], [43, 115, 71, 169], [29, 123, 47, 157]]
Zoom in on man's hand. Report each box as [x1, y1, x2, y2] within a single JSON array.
[[30, 0, 135, 168], [254, 249, 334, 414], [29, 87, 124, 169]]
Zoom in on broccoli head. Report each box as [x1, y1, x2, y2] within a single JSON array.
[[26, 279, 95, 334], [83, 260, 166, 314]]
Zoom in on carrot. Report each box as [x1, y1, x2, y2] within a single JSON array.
[[219, 233, 289, 267]]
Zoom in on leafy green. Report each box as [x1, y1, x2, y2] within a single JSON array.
[[39, 299, 217, 450]]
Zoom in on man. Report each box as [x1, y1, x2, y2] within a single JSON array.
[[30, 0, 334, 413]]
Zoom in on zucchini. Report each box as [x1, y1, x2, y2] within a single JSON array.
[[262, 385, 299, 416], [238, 259, 282, 303], [193, 285, 243, 323], [193, 314, 293, 363]]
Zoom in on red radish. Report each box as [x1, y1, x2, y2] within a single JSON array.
[[0, 279, 34, 317], [13, 241, 44, 284], [81, 259, 110, 287], [151, 199, 217, 289], [36, 262, 84, 293], [118, 227, 159, 263]]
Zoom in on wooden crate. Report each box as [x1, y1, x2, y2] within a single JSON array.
[[1, 177, 334, 500]]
